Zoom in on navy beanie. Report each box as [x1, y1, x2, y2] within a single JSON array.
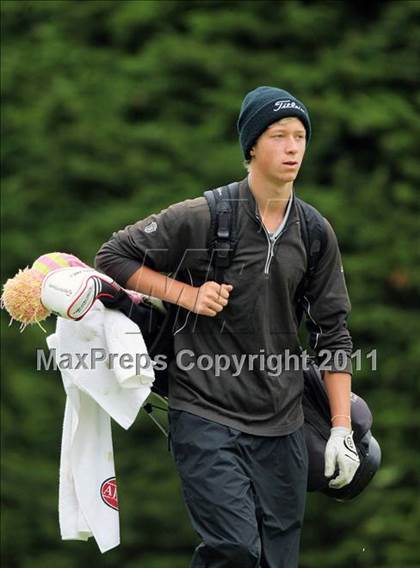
[[237, 86, 311, 159]]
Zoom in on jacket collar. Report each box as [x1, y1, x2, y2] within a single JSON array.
[[238, 176, 298, 225]]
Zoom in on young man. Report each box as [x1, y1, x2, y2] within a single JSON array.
[[95, 86, 360, 568]]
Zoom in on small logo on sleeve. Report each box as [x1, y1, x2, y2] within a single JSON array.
[[144, 221, 157, 233], [100, 477, 118, 510]]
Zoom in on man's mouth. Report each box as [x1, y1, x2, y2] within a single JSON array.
[[283, 161, 298, 167]]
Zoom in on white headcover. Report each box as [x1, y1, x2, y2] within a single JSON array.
[[41, 267, 115, 320]]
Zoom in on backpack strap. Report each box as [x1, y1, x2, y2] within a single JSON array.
[[204, 182, 240, 282], [294, 197, 328, 322]]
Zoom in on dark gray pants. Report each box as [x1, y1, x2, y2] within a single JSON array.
[[168, 409, 308, 568]]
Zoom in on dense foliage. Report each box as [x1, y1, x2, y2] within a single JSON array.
[[2, 1, 419, 567]]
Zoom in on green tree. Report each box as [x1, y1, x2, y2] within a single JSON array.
[[2, 1, 419, 566]]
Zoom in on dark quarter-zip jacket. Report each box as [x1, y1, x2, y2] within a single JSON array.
[[95, 178, 353, 436]]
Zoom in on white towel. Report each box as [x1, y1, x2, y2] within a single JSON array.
[[47, 301, 154, 553]]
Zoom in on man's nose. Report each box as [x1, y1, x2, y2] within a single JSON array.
[[285, 137, 299, 153]]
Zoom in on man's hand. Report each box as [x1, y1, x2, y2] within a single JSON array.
[[324, 427, 360, 489], [181, 282, 233, 316]]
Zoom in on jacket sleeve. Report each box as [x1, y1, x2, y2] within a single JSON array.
[[303, 219, 353, 374], [94, 197, 210, 287]]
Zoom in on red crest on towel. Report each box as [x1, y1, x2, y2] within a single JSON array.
[[100, 477, 118, 510]]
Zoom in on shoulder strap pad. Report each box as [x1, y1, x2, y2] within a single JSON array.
[[295, 197, 328, 315], [204, 182, 240, 282], [295, 197, 328, 278]]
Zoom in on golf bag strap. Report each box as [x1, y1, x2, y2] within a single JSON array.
[[204, 181, 240, 283], [294, 197, 329, 321]]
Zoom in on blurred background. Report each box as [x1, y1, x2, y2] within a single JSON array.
[[1, 1, 419, 567]]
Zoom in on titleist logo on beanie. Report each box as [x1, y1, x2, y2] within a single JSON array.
[[237, 86, 311, 159], [273, 99, 306, 113]]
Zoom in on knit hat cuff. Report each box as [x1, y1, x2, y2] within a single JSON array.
[[240, 97, 307, 133]]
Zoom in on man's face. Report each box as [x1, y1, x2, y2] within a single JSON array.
[[250, 117, 306, 184]]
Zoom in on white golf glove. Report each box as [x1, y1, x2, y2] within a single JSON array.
[[324, 427, 360, 489]]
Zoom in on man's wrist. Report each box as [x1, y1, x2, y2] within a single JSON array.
[[331, 414, 352, 429], [330, 426, 351, 437], [176, 283, 197, 311]]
